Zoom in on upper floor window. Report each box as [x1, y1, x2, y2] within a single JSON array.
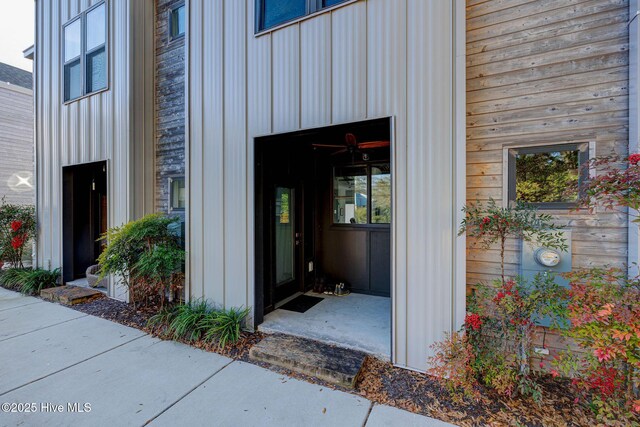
[[170, 4, 186, 39], [257, 0, 350, 32], [507, 143, 589, 209], [63, 2, 107, 102]]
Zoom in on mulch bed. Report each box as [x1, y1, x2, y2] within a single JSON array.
[[49, 293, 633, 426]]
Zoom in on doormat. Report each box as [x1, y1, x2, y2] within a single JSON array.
[[279, 295, 324, 313]]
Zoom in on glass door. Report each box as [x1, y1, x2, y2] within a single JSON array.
[[274, 185, 300, 302]]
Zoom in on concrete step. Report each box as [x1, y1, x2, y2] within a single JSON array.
[[249, 334, 367, 388], [40, 286, 103, 305]]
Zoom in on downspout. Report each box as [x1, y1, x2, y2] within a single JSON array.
[[629, 1, 639, 276]]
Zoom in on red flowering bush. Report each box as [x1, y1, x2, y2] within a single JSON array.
[[553, 268, 640, 421], [460, 199, 567, 282], [430, 274, 568, 402], [0, 199, 36, 268]]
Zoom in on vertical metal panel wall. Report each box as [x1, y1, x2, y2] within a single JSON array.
[[187, 0, 466, 371], [35, 0, 155, 299]]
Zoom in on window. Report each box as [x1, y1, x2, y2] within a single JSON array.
[[507, 143, 589, 208], [63, 2, 107, 102], [170, 4, 185, 39], [169, 176, 186, 211], [257, 0, 349, 31], [333, 164, 390, 225]]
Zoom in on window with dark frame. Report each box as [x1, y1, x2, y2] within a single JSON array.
[[507, 143, 589, 209], [169, 4, 185, 39], [333, 163, 390, 225], [257, 0, 349, 32], [63, 2, 107, 102], [169, 176, 186, 212]]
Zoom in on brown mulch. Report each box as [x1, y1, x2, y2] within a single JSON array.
[[62, 295, 630, 426]]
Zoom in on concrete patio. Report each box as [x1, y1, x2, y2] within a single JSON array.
[[0, 287, 452, 427]]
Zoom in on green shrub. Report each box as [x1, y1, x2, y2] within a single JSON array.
[[19, 268, 60, 295], [148, 300, 250, 348], [98, 213, 185, 308], [0, 268, 60, 295], [0, 268, 30, 290]]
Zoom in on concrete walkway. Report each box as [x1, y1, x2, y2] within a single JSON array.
[[0, 288, 454, 427]]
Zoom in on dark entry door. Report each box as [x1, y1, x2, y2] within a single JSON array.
[[272, 185, 302, 303], [62, 161, 108, 283]]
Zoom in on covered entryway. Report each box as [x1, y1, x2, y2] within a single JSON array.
[[254, 118, 391, 357], [62, 161, 108, 288]]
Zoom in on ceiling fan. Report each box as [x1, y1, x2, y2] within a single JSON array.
[[312, 133, 390, 158]]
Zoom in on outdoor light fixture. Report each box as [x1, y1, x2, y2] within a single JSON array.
[[534, 248, 561, 267]]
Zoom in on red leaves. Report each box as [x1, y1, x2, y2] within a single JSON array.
[[629, 153, 640, 165], [10, 220, 22, 232], [464, 313, 483, 331], [11, 234, 25, 250]]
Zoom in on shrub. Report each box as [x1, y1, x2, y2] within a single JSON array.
[[0, 199, 36, 268], [148, 300, 250, 348], [460, 199, 567, 283], [430, 274, 568, 402], [553, 268, 640, 421], [18, 268, 61, 295], [0, 268, 60, 295], [428, 331, 479, 402], [98, 213, 185, 308]]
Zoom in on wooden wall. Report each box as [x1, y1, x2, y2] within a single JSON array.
[[466, 0, 630, 287], [0, 82, 33, 206]]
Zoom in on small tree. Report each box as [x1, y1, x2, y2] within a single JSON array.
[[0, 198, 36, 268], [459, 199, 567, 283], [98, 213, 185, 308]]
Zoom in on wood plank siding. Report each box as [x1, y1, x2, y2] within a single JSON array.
[[0, 81, 33, 206], [155, 0, 185, 218], [466, 0, 630, 288]]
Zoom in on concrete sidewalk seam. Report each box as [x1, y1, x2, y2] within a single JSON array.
[[362, 402, 375, 427], [0, 301, 44, 312], [0, 312, 89, 343], [142, 359, 236, 426], [0, 334, 148, 397]]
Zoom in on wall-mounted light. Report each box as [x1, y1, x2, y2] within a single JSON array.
[[534, 248, 561, 267]]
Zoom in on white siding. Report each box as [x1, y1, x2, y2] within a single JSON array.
[[187, 0, 466, 371], [35, 0, 155, 298], [0, 83, 34, 206]]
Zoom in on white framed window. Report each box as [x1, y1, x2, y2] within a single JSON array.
[[63, 2, 107, 102]]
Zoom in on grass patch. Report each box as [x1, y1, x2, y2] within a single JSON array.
[[148, 300, 249, 348]]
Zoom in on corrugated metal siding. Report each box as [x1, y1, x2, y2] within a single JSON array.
[[0, 83, 34, 206], [188, 0, 465, 371], [35, 0, 155, 299]]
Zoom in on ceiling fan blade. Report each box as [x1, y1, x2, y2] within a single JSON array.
[[312, 144, 346, 148], [330, 148, 349, 156], [358, 141, 390, 149]]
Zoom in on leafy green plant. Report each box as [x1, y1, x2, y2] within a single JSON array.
[[0, 199, 36, 268], [0, 267, 30, 290], [201, 306, 250, 349], [0, 267, 60, 295], [18, 268, 60, 295], [460, 199, 566, 283], [147, 300, 250, 348], [98, 213, 185, 308]]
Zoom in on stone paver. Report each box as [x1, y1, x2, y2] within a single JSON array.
[[0, 289, 456, 427], [40, 286, 103, 305], [366, 405, 456, 427], [151, 360, 371, 427], [0, 315, 145, 394]]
